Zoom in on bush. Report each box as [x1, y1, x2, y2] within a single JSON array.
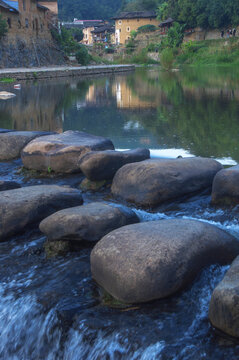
[[160, 48, 174, 70], [76, 45, 91, 65], [137, 24, 157, 33], [147, 43, 160, 52], [105, 47, 115, 54], [0, 15, 8, 39]]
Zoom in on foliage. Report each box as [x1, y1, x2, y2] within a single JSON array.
[[69, 28, 83, 42], [160, 48, 174, 70], [123, 0, 160, 11], [58, 0, 121, 20], [137, 24, 157, 33], [52, 28, 81, 55], [176, 39, 239, 66], [75, 45, 92, 65], [166, 22, 184, 48], [105, 47, 115, 54], [147, 42, 160, 52], [157, 0, 239, 29], [0, 15, 8, 39], [0, 78, 15, 83], [118, 48, 159, 64]]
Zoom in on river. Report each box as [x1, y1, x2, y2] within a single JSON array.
[[0, 66, 239, 359]]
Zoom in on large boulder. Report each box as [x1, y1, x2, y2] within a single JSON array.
[[40, 202, 139, 243], [111, 157, 223, 208], [91, 219, 239, 304], [21, 131, 115, 174], [0, 185, 83, 241], [209, 256, 239, 338], [79, 148, 150, 181], [211, 165, 239, 206], [0, 131, 53, 161], [0, 180, 21, 191]]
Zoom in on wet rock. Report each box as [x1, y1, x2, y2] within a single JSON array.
[[21, 131, 115, 174], [211, 165, 239, 206], [79, 148, 150, 181], [209, 256, 239, 338], [80, 178, 109, 192], [44, 239, 72, 258], [40, 202, 139, 243], [0, 180, 21, 191], [111, 157, 223, 208], [0, 128, 13, 133], [0, 131, 53, 161], [91, 219, 239, 304], [0, 185, 83, 241]]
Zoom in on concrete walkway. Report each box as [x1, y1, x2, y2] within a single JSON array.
[[0, 64, 135, 80]]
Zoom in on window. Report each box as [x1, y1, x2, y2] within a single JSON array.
[[25, 18, 29, 28], [118, 20, 122, 25], [23, 0, 26, 11], [7, 18, 11, 28], [126, 26, 130, 32], [128, 36, 130, 40]]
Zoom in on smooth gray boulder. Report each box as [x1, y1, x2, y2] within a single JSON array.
[[79, 148, 150, 181], [211, 165, 239, 206], [0, 185, 83, 241], [0, 180, 21, 191], [21, 130, 115, 174], [91, 219, 239, 304], [111, 157, 223, 208], [209, 256, 239, 338], [0, 131, 54, 161], [40, 202, 139, 243]]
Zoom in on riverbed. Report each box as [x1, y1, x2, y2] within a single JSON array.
[[1, 66, 239, 359]]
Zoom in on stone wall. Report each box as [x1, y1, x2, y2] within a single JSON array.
[[0, 37, 65, 67]]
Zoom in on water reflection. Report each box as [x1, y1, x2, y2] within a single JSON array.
[[0, 66, 239, 162]]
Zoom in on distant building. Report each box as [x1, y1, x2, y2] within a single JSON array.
[[158, 17, 173, 35], [112, 11, 160, 45], [0, 0, 58, 42], [91, 24, 115, 44]]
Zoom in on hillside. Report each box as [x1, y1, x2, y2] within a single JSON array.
[[58, 0, 122, 20]]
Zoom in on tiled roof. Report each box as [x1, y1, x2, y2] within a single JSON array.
[[112, 11, 157, 20], [159, 17, 174, 26], [91, 25, 114, 34], [0, 0, 18, 12]]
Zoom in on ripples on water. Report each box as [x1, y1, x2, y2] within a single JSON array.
[[1, 66, 239, 358]]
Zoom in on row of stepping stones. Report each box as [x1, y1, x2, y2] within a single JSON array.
[[1, 129, 239, 339]]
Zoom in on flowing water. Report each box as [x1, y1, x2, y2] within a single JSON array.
[[1, 66, 239, 359]]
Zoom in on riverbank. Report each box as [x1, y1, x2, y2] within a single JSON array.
[[0, 64, 135, 81]]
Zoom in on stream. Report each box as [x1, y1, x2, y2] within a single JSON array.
[[1, 66, 239, 359]]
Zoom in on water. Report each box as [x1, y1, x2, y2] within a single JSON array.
[[1, 66, 239, 359]]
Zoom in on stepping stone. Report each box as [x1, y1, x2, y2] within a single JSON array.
[[91, 219, 239, 303], [111, 157, 223, 208], [209, 256, 239, 338], [40, 202, 139, 243], [79, 148, 150, 181], [211, 165, 239, 206], [0, 185, 83, 241], [21, 130, 115, 173], [0, 131, 54, 161]]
